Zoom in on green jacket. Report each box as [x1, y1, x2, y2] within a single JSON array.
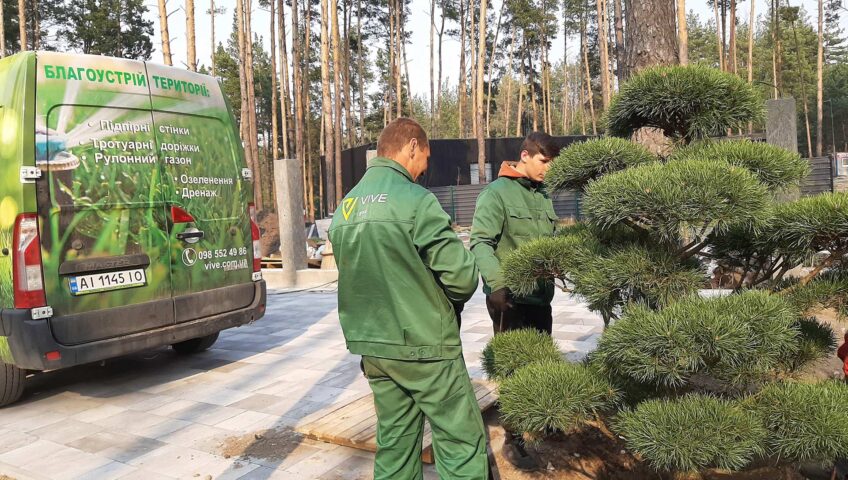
[[469, 174, 557, 305], [328, 157, 479, 361]]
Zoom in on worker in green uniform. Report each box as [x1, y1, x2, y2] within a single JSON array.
[[329, 118, 489, 480], [470, 131, 561, 470]]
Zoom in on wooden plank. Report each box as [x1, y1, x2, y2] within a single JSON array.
[[296, 380, 497, 464]]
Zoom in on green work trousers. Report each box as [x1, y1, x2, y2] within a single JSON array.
[[362, 355, 489, 480]]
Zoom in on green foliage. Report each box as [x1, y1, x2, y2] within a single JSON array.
[[615, 394, 767, 473], [59, 0, 154, 59], [481, 329, 564, 381], [753, 381, 848, 463], [544, 138, 656, 193], [783, 269, 848, 315], [499, 361, 620, 441], [605, 65, 765, 142], [770, 192, 848, 254], [583, 159, 770, 244], [593, 291, 800, 390], [501, 228, 704, 322], [500, 225, 600, 297], [787, 317, 838, 370], [669, 140, 810, 191]]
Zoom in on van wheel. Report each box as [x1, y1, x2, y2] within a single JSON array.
[[0, 362, 25, 407], [172, 332, 220, 354]]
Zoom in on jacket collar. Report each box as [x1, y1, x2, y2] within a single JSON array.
[[367, 156, 414, 182], [499, 161, 541, 190]]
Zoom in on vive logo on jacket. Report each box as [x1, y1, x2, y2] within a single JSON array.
[[342, 198, 358, 220], [341, 194, 389, 220]]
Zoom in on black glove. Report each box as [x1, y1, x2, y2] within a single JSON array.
[[489, 287, 514, 312], [452, 301, 465, 327]]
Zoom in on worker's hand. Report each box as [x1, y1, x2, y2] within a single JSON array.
[[489, 288, 514, 312]]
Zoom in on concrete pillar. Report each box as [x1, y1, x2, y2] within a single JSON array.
[[766, 98, 798, 154], [274, 158, 308, 286]]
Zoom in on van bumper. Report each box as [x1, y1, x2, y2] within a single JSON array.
[[0, 280, 266, 371]]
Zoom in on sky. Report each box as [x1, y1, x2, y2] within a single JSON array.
[[144, 0, 846, 98]]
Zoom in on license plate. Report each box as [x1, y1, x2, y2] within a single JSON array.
[[69, 268, 147, 295]]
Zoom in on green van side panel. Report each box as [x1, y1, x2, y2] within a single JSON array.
[[0, 52, 35, 362], [0, 52, 37, 310]]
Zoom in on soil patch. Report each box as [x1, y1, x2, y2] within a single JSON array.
[[257, 210, 280, 257], [219, 426, 305, 462]]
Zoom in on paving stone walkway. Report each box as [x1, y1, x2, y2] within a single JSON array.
[[0, 286, 603, 480]]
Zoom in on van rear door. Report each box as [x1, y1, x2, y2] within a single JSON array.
[[35, 53, 175, 345], [145, 64, 255, 323]]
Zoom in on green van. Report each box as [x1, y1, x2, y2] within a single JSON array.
[[0, 52, 267, 406]]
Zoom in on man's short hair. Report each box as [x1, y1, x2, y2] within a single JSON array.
[[520, 131, 561, 160], [377, 117, 429, 158]]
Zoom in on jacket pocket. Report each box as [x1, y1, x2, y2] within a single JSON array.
[[505, 206, 537, 239]]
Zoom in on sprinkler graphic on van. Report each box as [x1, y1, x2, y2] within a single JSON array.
[[35, 125, 80, 171]]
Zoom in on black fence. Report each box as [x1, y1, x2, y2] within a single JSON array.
[[336, 142, 834, 226], [801, 156, 833, 196], [339, 136, 592, 195]]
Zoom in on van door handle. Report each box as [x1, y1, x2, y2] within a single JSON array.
[[176, 229, 204, 242]]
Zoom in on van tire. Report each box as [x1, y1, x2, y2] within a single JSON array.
[[172, 332, 220, 354], [0, 362, 25, 407]]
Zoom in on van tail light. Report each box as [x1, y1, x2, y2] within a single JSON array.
[[248, 203, 262, 272], [13, 213, 46, 309], [170, 206, 195, 223]]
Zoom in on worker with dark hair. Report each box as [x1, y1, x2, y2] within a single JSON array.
[[469, 131, 561, 470], [329, 117, 489, 479]]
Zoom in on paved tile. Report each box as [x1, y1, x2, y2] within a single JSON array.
[[0, 287, 602, 479]]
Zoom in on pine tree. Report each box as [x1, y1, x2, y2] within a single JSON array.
[[61, 0, 154, 59]]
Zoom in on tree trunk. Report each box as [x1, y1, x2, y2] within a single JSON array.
[[245, 0, 262, 210], [394, 0, 403, 118], [516, 47, 524, 136], [210, 0, 218, 76], [816, 0, 823, 156], [562, 42, 569, 134], [18, 0, 26, 50], [470, 0, 477, 138], [505, 31, 515, 137], [579, 62, 587, 134], [581, 13, 597, 134], [678, 0, 688, 64], [613, 0, 626, 80], [624, 0, 678, 73], [33, 0, 39, 50], [236, 0, 250, 157], [790, 15, 813, 158], [320, 0, 336, 210], [303, 0, 316, 219], [270, 0, 279, 159], [343, 0, 354, 147], [436, 2, 445, 137], [597, 0, 612, 109], [158, 0, 171, 64], [387, 0, 395, 122], [713, 0, 724, 70], [748, 0, 755, 133], [624, 0, 678, 154], [485, 3, 504, 137], [1, 0, 6, 57], [357, 0, 365, 142], [331, 0, 343, 202], [729, 0, 737, 73], [278, 0, 292, 159], [528, 41, 538, 131], [430, 0, 436, 134], [476, 0, 488, 183], [186, 0, 196, 70], [721, 0, 727, 68], [773, 0, 783, 94], [459, 0, 467, 137]]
